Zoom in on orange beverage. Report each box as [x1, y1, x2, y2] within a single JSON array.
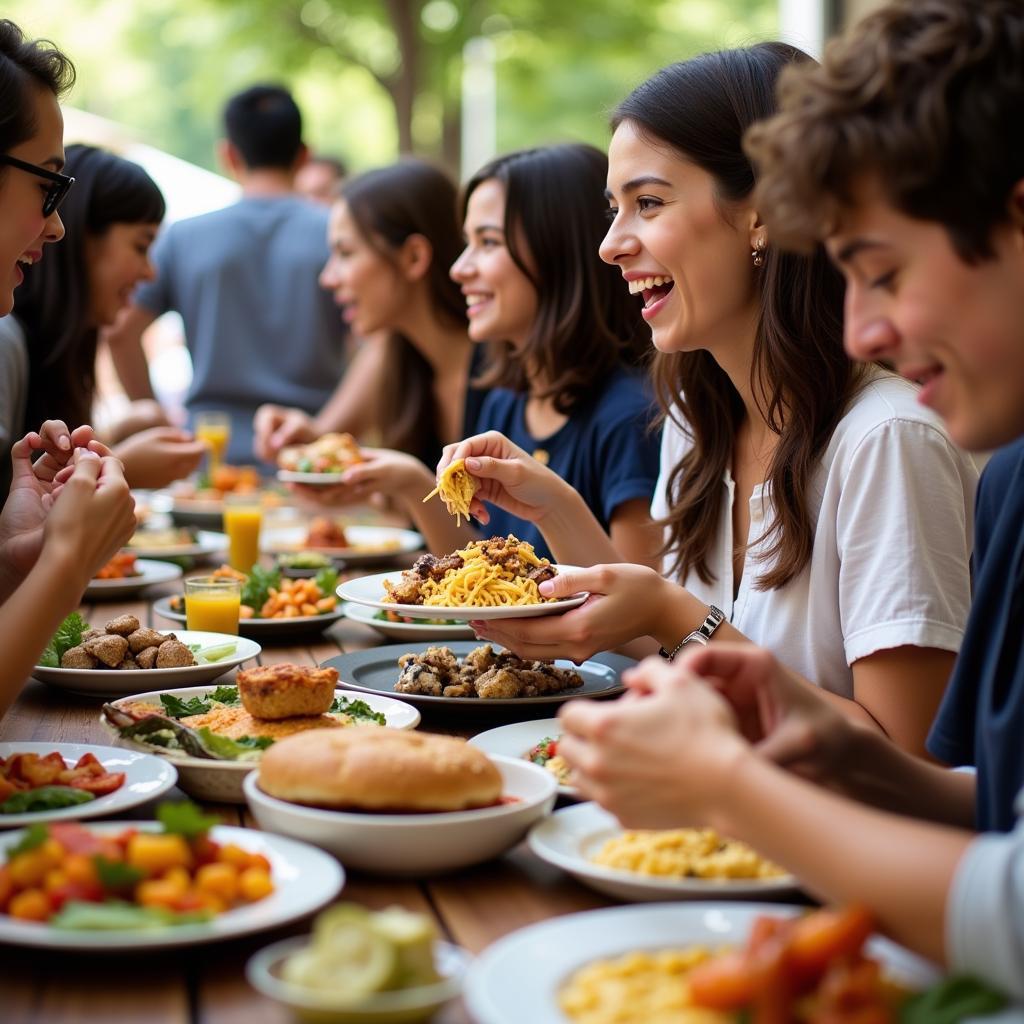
[[224, 498, 263, 573], [195, 412, 231, 473], [185, 577, 241, 635]]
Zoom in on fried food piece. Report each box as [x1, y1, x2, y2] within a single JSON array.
[[236, 664, 338, 719], [383, 574, 425, 605], [474, 667, 525, 699], [441, 680, 475, 698], [306, 517, 348, 549], [84, 634, 130, 668], [155, 640, 195, 668], [127, 628, 167, 654], [80, 628, 104, 644], [104, 615, 141, 636], [60, 645, 98, 669], [135, 647, 159, 670], [395, 646, 460, 696], [117, 656, 140, 671], [181, 705, 344, 740], [460, 643, 500, 679]]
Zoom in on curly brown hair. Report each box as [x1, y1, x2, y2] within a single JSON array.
[[746, 0, 1024, 261]]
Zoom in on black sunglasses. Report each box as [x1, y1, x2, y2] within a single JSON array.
[[0, 154, 75, 217]]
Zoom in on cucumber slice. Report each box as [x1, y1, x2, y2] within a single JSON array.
[[284, 914, 397, 998]]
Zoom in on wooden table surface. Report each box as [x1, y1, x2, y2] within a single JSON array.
[[0, 563, 613, 1024]]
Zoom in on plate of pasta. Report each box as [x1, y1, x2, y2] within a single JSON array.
[[528, 803, 799, 902], [336, 536, 588, 621]]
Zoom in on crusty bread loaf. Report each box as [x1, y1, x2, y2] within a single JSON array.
[[236, 663, 338, 719], [257, 727, 502, 811]]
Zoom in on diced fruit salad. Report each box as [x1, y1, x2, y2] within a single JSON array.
[[0, 803, 274, 928]]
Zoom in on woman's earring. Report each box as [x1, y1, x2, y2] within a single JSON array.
[[751, 237, 766, 267]]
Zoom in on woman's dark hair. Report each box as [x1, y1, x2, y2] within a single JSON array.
[[0, 19, 75, 155], [340, 158, 468, 459], [614, 44, 851, 590], [462, 144, 649, 413], [17, 144, 165, 432]]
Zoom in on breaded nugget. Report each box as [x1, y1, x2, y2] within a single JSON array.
[[80, 628, 104, 644], [105, 615, 141, 636], [236, 663, 338, 719], [84, 634, 129, 668], [135, 647, 158, 670], [117, 656, 140, 671], [60, 645, 98, 669], [155, 640, 195, 668], [181, 705, 344, 740], [127, 628, 166, 654], [474, 667, 524, 699]]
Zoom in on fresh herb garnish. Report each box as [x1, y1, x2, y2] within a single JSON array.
[[39, 611, 88, 667], [901, 976, 1007, 1024], [329, 695, 386, 725], [7, 822, 50, 858], [93, 856, 144, 891], [241, 565, 281, 611], [314, 565, 339, 599], [156, 801, 221, 838]]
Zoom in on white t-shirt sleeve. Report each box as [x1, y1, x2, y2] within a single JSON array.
[[834, 416, 975, 664]]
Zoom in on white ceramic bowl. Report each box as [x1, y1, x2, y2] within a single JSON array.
[[244, 754, 557, 875], [246, 934, 471, 1024]]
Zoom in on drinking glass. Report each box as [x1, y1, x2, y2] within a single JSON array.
[[195, 411, 231, 474], [223, 492, 263, 573], [185, 576, 241, 635]]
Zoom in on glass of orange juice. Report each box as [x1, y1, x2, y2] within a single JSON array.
[[195, 411, 231, 474], [185, 576, 241, 635], [223, 493, 263, 573]]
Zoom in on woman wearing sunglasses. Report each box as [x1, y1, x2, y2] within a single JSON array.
[[0, 20, 136, 717]]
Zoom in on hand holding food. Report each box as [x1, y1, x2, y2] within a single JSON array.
[[422, 458, 478, 526], [112, 427, 207, 490], [253, 404, 318, 463], [278, 432, 363, 475]]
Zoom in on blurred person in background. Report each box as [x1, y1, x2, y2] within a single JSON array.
[[0, 144, 206, 497], [294, 152, 346, 205], [104, 84, 355, 465]]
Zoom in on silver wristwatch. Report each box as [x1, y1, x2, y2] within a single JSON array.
[[659, 605, 725, 662]]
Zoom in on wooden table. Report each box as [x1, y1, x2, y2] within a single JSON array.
[[0, 571, 612, 1023]]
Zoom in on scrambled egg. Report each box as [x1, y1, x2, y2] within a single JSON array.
[[590, 828, 785, 880]]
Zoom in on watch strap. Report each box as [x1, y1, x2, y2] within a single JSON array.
[[658, 605, 725, 662]]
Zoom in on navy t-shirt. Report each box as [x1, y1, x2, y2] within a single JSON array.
[[928, 438, 1024, 832], [475, 369, 661, 561]]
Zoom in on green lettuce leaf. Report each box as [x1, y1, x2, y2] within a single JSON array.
[[901, 976, 1007, 1024], [241, 565, 280, 612], [194, 727, 272, 760], [156, 801, 221, 838], [0, 786, 94, 815], [39, 611, 88, 667], [50, 899, 212, 931]]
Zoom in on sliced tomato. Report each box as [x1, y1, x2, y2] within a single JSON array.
[[73, 753, 101, 770], [789, 907, 874, 980], [48, 880, 105, 911], [688, 950, 758, 1009], [67, 772, 125, 796]]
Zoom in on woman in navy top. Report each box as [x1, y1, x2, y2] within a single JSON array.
[[404, 143, 661, 565]]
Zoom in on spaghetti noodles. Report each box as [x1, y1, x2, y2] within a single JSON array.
[[422, 458, 477, 527]]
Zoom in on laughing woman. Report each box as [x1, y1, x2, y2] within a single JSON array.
[[443, 44, 977, 756]]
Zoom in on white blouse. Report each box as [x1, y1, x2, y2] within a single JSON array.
[[651, 372, 978, 697]]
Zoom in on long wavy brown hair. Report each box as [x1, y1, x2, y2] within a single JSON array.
[[614, 43, 855, 589]]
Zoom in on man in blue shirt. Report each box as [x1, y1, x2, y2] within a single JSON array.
[[105, 84, 349, 464]]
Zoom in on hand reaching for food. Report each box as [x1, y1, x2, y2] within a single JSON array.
[[253, 404, 318, 463], [422, 458, 478, 526], [113, 426, 207, 489]]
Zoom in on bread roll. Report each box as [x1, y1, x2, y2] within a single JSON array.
[[258, 728, 502, 812]]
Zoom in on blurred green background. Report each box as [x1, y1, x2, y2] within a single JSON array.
[[9, 0, 776, 176]]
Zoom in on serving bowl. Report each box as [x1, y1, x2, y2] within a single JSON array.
[[247, 934, 471, 1024], [243, 754, 557, 874]]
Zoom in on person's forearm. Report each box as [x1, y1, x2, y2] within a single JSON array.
[[537, 485, 625, 566], [712, 751, 970, 964], [313, 336, 386, 439], [0, 549, 87, 718]]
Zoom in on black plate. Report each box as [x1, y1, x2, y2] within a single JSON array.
[[322, 641, 632, 710]]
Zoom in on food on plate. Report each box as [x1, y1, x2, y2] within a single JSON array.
[[104, 677, 386, 762], [0, 802, 273, 927], [94, 552, 141, 580], [526, 736, 573, 785], [306, 516, 349, 548], [236, 664, 337, 719], [558, 906, 927, 1024], [257, 728, 502, 812], [373, 609, 461, 626], [589, 828, 785, 881], [0, 751, 125, 815], [171, 466, 284, 506], [127, 527, 197, 551], [276, 551, 334, 571], [168, 564, 339, 621], [396, 644, 583, 699], [281, 902, 442, 1000], [383, 535, 558, 608], [278, 432, 363, 474], [40, 613, 198, 671], [422, 458, 478, 527]]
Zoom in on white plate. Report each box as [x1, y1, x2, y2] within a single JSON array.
[[0, 822, 343, 951], [126, 530, 228, 559], [263, 524, 423, 563], [470, 720, 576, 798], [341, 601, 476, 641], [245, 755, 557, 875], [84, 559, 183, 599], [153, 596, 346, 642], [101, 685, 420, 803], [32, 630, 262, 698], [276, 469, 349, 485], [529, 803, 800, 902], [464, 902, 942, 1024], [338, 567, 588, 622], [0, 742, 178, 828]]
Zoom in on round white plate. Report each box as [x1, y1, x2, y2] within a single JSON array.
[[126, 530, 228, 559], [528, 803, 800, 902], [262, 524, 423, 564], [153, 596, 345, 641], [101, 685, 420, 804], [85, 559, 183, 599], [0, 742, 178, 828], [470, 719, 575, 798], [341, 601, 476, 641], [0, 822, 343, 951], [337, 567, 588, 622], [464, 902, 942, 1024], [32, 630, 262, 698], [276, 469, 348, 485]]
